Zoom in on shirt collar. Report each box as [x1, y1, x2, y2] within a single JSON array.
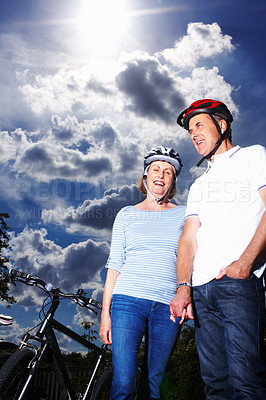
[[207, 145, 241, 167]]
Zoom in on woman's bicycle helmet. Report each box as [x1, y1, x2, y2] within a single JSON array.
[[177, 99, 233, 166], [144, 146, 183, 178], [143, 146, 183, 204]]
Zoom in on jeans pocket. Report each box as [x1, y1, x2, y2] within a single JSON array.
[[223, 273, 254, 282]]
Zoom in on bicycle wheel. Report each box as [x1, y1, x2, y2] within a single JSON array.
[[0, 353, 13, 370], [0, 347, 35, 400], [0, 342, 18, 370], [90, 367, 113, 400]]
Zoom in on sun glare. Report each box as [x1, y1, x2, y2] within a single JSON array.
[[78, 0, 129, 52]]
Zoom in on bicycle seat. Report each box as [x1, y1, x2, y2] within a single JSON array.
[[0, 314, 13, 326]]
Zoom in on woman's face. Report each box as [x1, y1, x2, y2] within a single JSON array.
[[146, 160, 175, 198]]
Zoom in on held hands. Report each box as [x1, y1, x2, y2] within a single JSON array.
[[169, 286, 194, 325], [99, 314, 112, 345]]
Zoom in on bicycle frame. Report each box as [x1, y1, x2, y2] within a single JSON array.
[[17, 292, 109, 400]]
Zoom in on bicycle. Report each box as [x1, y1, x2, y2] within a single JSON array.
[[0, 314, 13, 326], [0, 269, 113, 400], [0, 315, 18, 370]]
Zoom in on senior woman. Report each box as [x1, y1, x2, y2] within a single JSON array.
[[99, 146, 185, 400]]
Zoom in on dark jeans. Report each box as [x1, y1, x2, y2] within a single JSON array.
[[110, 294, 181, 400], [193, 274, 266, 400]]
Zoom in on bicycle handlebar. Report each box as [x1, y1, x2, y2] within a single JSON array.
[[9, 268, 102, 311]]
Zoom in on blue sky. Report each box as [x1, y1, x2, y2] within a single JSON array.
[[0, 0, 265, 351]]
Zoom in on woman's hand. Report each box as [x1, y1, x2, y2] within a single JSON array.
[[99, 314, 112, 344], [170, 286, 194, 324]]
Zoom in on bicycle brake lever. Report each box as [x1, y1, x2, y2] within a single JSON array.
[[77, 288, 86, 296], [75, 297, 98, 314], [87, 306, 98, 315]]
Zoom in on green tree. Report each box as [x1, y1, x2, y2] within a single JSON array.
[[81, 321, 99, 343], [0, 212, 15, 304]]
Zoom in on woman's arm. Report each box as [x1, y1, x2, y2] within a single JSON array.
[[99, 268, 120, 344], [99, 209, 126, 344]]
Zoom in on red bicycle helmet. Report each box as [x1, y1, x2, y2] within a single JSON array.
[[177, 99, 233, 166], [177, 99, 233, 130]]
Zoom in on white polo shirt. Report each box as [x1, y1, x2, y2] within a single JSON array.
[[186, 145, 266, 286]]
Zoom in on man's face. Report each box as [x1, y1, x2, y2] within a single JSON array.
[[188, 113, 221, 157]]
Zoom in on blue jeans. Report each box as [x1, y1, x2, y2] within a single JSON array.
[[192, 274, 266, 399], [110, 294, 181, 400]]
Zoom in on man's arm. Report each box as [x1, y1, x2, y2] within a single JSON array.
[[217, 187, 266, 280], [170, 216, 200, 324]]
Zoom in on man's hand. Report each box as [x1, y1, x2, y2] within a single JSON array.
[[216, 259, 251, 280], [217, 206, 266, 281], [170, 286, 194, 324]]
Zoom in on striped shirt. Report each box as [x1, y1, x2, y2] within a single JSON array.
[[106, 205, 186, 305]]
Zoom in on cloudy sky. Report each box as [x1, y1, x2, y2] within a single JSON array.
[[0, 0, 265, 350]]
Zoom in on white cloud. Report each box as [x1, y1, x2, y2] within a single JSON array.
[[189, 166, 206, 179], [51, 116, 121, 151], [3, 23, 238, 185], [0, 21, 239, 221], [0, 129, 29, 163], [175, 187, 190, 206], [17, 66, 116, 117], [175, 66, 239, 118], [6, 227, 110, 296], [1, 112, 185, 185], [0, 118, 124, 184], [160, 22, 235, 70]]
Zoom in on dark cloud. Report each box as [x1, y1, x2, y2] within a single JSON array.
[[52, 125, 74, 141], [82, 157, 112, 177], [28, 230, 58, 255], [92, 121, 119, 149], [116, 57, 185, 123], [50, 115, 120, 153], [17, 142, 112, 181], [61, 184, 145, 230], [119, 144, 142, 172], [62, 240, 109, 291], [86, 76, 112, 95], [21, 145, 52, 163], [13, 294, 37, 308], [7, 227, 110, 302]]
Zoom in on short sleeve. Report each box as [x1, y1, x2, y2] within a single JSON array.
[[185, 179, 202, 219], [249, 145, 266, 192], [106, 209, 126, 272]]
